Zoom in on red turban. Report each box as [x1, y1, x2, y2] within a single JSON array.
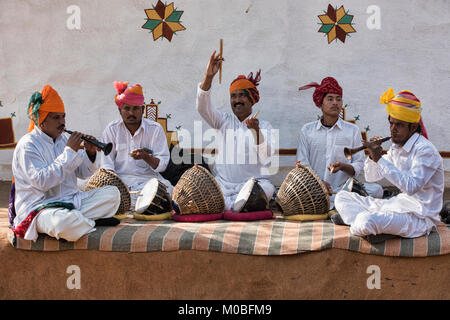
[[229, 70, 261, 104], [298, 77, 343, 107]]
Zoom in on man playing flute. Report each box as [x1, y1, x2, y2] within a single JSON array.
[[11, 85, 120, 242], [334, 89, 444, 241]]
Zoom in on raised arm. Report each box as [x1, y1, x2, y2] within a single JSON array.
[[200, 50, 224, 92], [197, 51, 226, 129]]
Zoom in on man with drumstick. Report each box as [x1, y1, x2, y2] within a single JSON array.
[[334, 89, 444, 242], [297, 77, 383, 209], [101, 81, 173, 208], [11, 85, 121, 242], [196, 51, 276, 211]]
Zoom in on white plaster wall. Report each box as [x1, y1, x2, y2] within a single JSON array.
[[1, 0, 449, 182]]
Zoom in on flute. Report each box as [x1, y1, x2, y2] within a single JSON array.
[[64, 129, 113, 156]]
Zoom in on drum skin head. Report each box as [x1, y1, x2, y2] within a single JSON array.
[[232, 177, 268, 213], [341, 177, 354, 192], [135, 178, 160, 214], [233, 178, 256, 213]]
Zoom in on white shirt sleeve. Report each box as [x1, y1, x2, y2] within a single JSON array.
[[376, 146, 441, 196], [100, 126, 116, 172], [18, 143, 83, 192], [196, 83, 226, 129], [296, 127, 311, 167], [74, 150, 98, 179], [364, 157, 384, 182], [152, 126, 170, 173], [349, 129, 364, 178], [253, 122, 276, 165]]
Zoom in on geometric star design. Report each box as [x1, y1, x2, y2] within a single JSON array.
[[318, 4, 356, 44], [142, 0, 186, 42]]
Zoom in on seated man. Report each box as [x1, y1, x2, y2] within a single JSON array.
[[12, 85, 120, 242], [101, 81, 173, 208], [196, 51, 276, 211], [297, 77, 383, 209], [334, 89, 444, 241]]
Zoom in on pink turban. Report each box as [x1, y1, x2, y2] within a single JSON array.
[[114, 81, 145, 109]]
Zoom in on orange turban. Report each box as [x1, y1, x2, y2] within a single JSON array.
[[27, 85, 65, 133], [229, 70, 261, 104], [28, 85, 65, 132]]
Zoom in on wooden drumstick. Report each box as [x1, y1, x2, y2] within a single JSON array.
[[219, 39, 223, 84]]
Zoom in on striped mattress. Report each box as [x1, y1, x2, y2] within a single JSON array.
[[6, 217, 450, 257]]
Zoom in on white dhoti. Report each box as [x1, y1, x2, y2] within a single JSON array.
[[362, 182, 384, 198], [335, 190, 434, 238], [35, 186, 120, 242], [329, 181, 384, 209], [215, 176, 275, 211]]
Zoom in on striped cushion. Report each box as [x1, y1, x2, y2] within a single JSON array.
[[7, 218, 450, 257]]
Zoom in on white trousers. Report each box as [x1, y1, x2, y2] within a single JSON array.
[[216, 177, 275, 211], [36, 186, 120, 242], [363, 182, 384, 199], [335, 190, 433, 238], [330, 181, 383, 209]]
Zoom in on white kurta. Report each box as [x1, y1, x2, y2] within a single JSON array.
[[335, 133, 444, 237], [296, 118, 383, 207], [196, 84, 276, 210], [12, 126, 118, 241], [101, 118, 173, 207]]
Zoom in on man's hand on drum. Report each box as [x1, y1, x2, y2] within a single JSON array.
[[363, 136, 384, 162], [322, 180, 333, 194]]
